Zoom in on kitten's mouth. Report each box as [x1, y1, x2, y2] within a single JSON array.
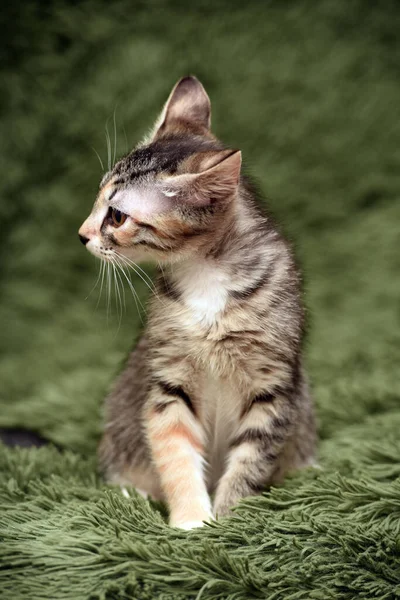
[[88, 244, 134, 272], [87, 242, 115, 262]]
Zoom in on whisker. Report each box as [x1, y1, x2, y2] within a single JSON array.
[[113, 106, 118, 167], [116, 253, 166, 307], [113, 261, 126, 314], [115, 252, 156, 293], [85, 260, 103, 300], [90, 146, 104, 172], [157, 261, 171, 306], [112, 262, 123, 334], [121, 270, 144, 325], [158, 260, 166, 280], [111, 263, 117, 322], [122, 124, 128, 155], [117, 264, 124, 324], [113, 256, 145, 324], [125, 259, 156, 291], [105, 118, 112, 171], [106, 262, 112, 322], [96, 260, 106, 309]]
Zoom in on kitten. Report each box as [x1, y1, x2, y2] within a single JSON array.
[[79, 76, 316, 530]]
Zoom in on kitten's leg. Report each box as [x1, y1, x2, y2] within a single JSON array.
[[146, 384, 212, 530], [98, 335, 164, 500], [213, 392, 296, 517]]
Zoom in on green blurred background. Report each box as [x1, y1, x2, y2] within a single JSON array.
[[1, 0, 400, 454]]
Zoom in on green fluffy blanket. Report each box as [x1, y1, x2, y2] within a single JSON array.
[[1, 1, 400, 598]]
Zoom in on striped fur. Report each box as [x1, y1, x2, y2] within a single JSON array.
[[80, 76, 316, 529]]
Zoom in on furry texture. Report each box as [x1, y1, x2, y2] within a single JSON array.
[[1, 0, 400, 596], [80, 76, 316, 527]]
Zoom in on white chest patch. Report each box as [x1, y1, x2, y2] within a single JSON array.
[[174, 260, 229, 326]]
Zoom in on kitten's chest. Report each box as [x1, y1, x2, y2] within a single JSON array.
[[199, 371, 242, 487], [172, 261, 230, 327]]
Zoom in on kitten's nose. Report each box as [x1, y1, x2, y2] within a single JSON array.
[[79, 234, 89, 246]]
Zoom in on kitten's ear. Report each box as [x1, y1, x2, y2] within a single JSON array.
[[152, 76, 211, 139], [161, 150, 242, 206]]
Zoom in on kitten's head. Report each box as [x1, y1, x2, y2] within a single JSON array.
[[78, 76, 241, 264]]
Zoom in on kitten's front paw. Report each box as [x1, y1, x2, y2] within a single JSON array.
[[213, 494, 237, 519], [172, 520, 208, 530], [170, 510, 213, 530], [213, 504, 234, 519]]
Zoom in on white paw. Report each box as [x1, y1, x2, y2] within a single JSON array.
[[120, 486, 130, 498], [306, 460, 322, 470], [173, 520, 208, 530], [120, 486, 148, 499]]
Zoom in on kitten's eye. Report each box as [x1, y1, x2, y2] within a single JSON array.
[[110, 208, 127, 227]]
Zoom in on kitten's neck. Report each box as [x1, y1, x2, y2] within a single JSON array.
[[159, 194, 277, 324], [174, 193, 273, 274]]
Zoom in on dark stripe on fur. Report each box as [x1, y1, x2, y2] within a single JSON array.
[[158, 381, 195, 415], [137, 221, 157, 231], [263, 451, 279, 462], [271, 415, 292, 430], [129, 168, 157, 180], [240, 388, 277, 419], [252, 390, 275, 404], [111, 178, 126, 186], [229, 266, 273, 300], [109, 233, 121, 246], [230, 427, 286, 449], [216, 330, 263, 344], [242, 474, 265, 494], [113, 137, 224, 180], [133, 240, 166, 251], [230, 428, 266, 448], [153, 401, 175, 414], [158, 275, 181, 301]]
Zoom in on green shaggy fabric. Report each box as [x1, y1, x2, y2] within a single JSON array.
[[1, 1, 400, 598]]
